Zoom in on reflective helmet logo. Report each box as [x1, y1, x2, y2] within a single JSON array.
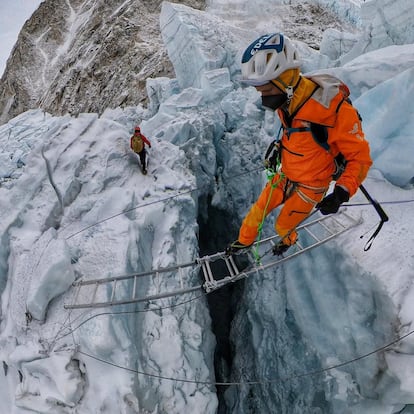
[[241, 33, 284, 63]]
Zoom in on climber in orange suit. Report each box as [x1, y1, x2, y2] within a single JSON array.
[[227, 33, 372, 255]]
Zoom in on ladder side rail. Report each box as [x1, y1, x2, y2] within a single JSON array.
[[76, 261, 197, 286], [64, 284, 203, 310], [197, 252, 227, 263], [217, 211, 357, 256], [259, 224, 358, 272]]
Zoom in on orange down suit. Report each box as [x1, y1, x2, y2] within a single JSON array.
[[238, 74, 373, 246]]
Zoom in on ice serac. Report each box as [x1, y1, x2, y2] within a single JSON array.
[[159, 1, 332, 91], [341, 0, 414, 64], [355, 66, 414, 187], [318, 44, 414, 100], [160, 1, 257, 89], [320, 28, 359, 61]]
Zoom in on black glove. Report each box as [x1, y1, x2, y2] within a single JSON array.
[[225, 240, 251, 255], [318, 186, 349, 215]]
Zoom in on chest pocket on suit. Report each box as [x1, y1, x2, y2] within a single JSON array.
[[283, 126, 314, 157]]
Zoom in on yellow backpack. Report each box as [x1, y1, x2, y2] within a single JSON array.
[[131, 135, 144, 153]]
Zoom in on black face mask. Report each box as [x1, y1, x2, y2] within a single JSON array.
[[261, 94, 287, 111]]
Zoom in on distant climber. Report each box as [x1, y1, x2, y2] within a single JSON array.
[[130, 126, 151, 174], [226, 33, 372, 256]]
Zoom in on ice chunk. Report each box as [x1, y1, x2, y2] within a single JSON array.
[[15, 351, 84, 412], [320, 28, 359, 60]]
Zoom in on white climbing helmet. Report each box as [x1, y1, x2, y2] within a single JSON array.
[[241, 33, 301, 86]]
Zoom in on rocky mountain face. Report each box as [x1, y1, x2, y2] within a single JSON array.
[[0, 0, 205, 125]]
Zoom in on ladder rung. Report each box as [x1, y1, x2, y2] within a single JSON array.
[[205, 261, 214, 283], [223, 257, 235, 277], [132, 276, 137, 300], [178, 267, 184, 289], [330, 215, 347, 229], [303, 226, 321, 242], [295, 240, 304, 250], [91, 283, 99, 304], [110, 280, 117, 302], [73, 282, 82, 305], [318, 219, 335, 234], [155, 271, 160, 294]]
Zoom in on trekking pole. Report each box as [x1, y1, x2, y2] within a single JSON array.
[[358, 184, 389, 251]]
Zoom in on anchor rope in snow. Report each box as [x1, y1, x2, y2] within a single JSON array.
[[63, 166, 264, 240], [73, 328, 414, 387], [49, 292, 206, 343]]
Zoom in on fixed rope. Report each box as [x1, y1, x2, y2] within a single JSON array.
[[72, 328, 414, 387]]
